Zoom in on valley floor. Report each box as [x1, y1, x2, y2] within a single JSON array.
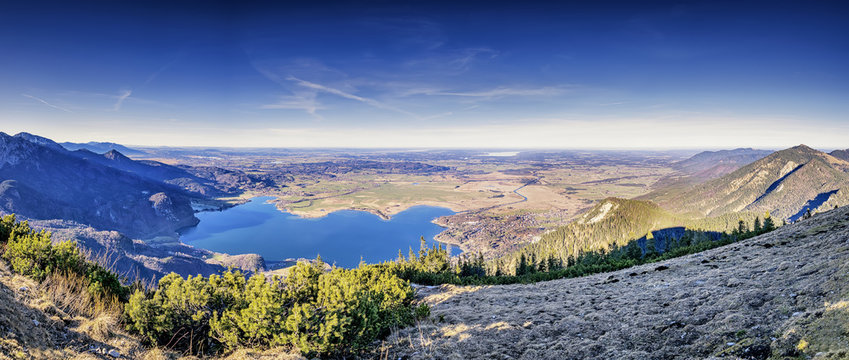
[[384, 206, 849, 359]]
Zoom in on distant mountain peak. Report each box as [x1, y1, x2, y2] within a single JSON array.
[[12, 132, 64, 151], [788, 144, 817, 152], [103, 149, 130, 161], [830, 149, 849, 162]]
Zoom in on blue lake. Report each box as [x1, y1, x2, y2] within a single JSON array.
[[180, 197, 456, 268]]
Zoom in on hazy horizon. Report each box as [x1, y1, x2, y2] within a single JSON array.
[[1, 0, 847, 149]]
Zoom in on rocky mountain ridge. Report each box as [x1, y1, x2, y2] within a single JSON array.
[[59, 140, 147, 155]]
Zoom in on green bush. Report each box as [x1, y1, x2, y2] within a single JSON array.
[[125, 260, 420, 357], [0, 214, 127, 301], [3, 227, 55, 280]]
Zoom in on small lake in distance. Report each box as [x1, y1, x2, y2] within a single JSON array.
[[180, 196, 456, 268]]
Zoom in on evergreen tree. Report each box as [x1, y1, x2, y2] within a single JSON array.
[[762, 212, 775, 232], [737, 219, 748, 235], [418, 236, 427, 259], [625, 241, 641, 260], [644, 231, 658, 258], [517, 253, 528, 276], [547, 255, 559, 272], [538, 255, 548, 272]]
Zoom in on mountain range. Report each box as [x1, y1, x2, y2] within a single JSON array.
[[647, 145, 849, 221], [672, 147, 774, 182], [71, 148, 256, 197], [502, 145, 848, 271], [0, 132, 269, 279], [0, 132, 197, 238], [59, 140, 146, 155]]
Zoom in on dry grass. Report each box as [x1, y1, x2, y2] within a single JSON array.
[[77, 313, 120, 342], [40, 271, 122, 319], [218, 348, 305, 360]]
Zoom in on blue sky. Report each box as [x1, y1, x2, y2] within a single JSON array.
[[1, 0, 848, 148]]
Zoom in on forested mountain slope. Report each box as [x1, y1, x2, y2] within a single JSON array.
[[387, 205, 849, 359], [494, 197, 762, 275]]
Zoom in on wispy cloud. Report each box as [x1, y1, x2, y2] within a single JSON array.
[[57, 90, 164, 108], [21, 93, 72, 113], [451, 48, 498, 68], [406, 86, 567, 98], [261, 91, 323, 119], [113, 90, 132, 111], [421, 111, 453, 120], [287, 76, 418, 118], [403, 47, 498, 74]]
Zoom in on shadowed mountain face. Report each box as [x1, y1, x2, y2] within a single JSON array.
[[649, 145, 849, 221], [830, 148, 849, 162], [70, 149, 255, 196], [0, 132, 198, 238]]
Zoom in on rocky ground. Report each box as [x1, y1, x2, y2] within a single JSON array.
[[384, 206, 849, 359]]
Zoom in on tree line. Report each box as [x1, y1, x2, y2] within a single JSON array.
[[385, 212, 778, 286]]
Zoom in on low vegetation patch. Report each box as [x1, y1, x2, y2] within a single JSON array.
[[0, 215, 128, 302], [125, 260, 422, 357], [0, 214, 424, 358]]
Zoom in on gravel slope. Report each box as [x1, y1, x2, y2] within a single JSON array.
[[385, 206, 849, 359]]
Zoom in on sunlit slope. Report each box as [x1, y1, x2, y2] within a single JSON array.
[[497, 197, 758, 269], [647, 145, 849, 221]]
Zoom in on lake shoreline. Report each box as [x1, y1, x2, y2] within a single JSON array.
[[179, 196, 458, 268], [272, 197, 468, 221]]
